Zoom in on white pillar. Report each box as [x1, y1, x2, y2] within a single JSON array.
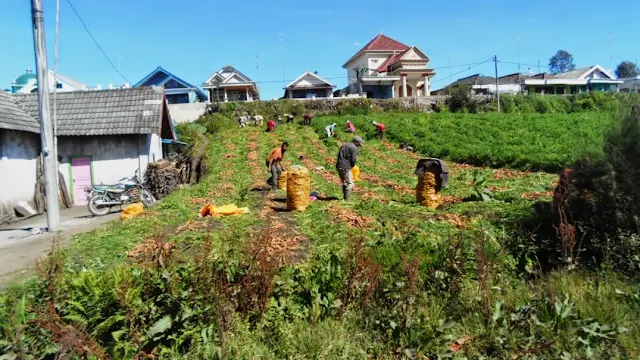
[[391, 85, 395, 98], [223, 88, 228, 102], [288, 89, 293, 99], [245, 88, 250, 101], [423, 75, 430, 96], [401, 75, 407, 98]]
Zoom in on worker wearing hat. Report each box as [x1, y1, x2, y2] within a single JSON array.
[[372, 121, 386, 139], [346, 120, 356, 133], [335, 136, 364, 200]]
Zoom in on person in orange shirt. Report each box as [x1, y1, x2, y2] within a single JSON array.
[[266, 142, 289, 190], [372, 121, 386, 139]]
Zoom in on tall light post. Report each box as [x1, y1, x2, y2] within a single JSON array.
[[516, 36, 522, 72]]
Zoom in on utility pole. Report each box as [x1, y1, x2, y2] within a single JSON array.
[[537, 60, 541, 74], [494, 55, 500, 113], [31, 0, 60, 231], [53, 0, 60, 184]]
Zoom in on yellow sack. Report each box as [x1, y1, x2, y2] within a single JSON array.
[[278, 171, 288, 190], [286, 165, 311, 212], [352, 166, 360, 182], [416, 172, 441, 209], [199, 203, 249, 217], [121, 202, 144, 221]]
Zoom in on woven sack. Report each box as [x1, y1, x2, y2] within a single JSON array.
[[286, 166, 311, 212], [416, 171, 440, 209], [352, 166, 360, 182], [278, 171, 288, 190]]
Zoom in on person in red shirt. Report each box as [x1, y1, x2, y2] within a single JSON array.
[[372, 121, 386, 139], [266, 119, 276, 132]]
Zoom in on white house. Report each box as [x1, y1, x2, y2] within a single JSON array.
[[284, 72, 336, 99], [618, 75, 640, 93], [0, 90, 41, 222], [342, 33, 436, 99], [202, 66, 259, 102], [11, 67, 90, 94], [524, 65, 623, 94], [0, 87, 175, 220]]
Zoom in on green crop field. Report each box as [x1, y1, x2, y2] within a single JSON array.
[[317, 112, 611, 172], [1, 112, 638, 359]]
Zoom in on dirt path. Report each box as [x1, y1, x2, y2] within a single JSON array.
[[0, 207, 120, 286]]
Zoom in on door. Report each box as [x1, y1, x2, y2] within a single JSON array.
[[71, 157, 92, 206]]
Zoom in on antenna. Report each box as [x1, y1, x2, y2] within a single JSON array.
[[609, 35, 613, 71], [516, 36, 522, 72], [353, 42, 359, 50], [279, 33, 285, 89]]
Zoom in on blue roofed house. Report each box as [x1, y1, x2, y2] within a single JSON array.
[[134, 67, 208, 104]]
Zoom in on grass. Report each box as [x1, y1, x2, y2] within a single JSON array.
[[316, 111, 611, 172], [1, 114, 638, 359]]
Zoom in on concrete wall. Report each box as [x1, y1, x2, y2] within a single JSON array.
[[0, 130, 40, 220], [168, 103, 207, 123], [57, 134, 160, 201]]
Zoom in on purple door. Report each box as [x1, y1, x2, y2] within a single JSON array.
[[71, 157, 92, 206]]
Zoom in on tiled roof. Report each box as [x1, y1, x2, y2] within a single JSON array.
[[498, 73, 529, 84], [529, 73, 555, 80], [377, 50, 407, 72], [0, 90, 40, 134], [451, 74, 496, 86], [12, 87, 165, 136], [362, 33, 409, 52], [343, 33, 410, 67]]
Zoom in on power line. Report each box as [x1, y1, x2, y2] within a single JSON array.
[[65, 0, 130, 83], [431, 57, 495, 84]]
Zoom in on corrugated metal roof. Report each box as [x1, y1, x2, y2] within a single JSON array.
[[12, 87, 165, 136], [0, 90, 40, 134]]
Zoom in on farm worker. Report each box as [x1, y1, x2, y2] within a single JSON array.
[[336, 136, 364, 201], [266, 142, 289, 191], [346, 120, 356, 133], [372, 121, 386, 139], [325, 123, 337, 138], [266, 119, 277, 132]]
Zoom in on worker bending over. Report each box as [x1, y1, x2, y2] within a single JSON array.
[[346, 120, 356, 133], [325, 123, 337, 138], [266, 142, 289, 191], [266, 119, 277, 132], [372, 121, 386, 139], [336, 136, 364, 200]]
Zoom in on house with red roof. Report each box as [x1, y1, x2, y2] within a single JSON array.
[[342, 33, 435, 99]]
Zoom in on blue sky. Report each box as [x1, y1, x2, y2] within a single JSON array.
[[1, 0, 638, 99]]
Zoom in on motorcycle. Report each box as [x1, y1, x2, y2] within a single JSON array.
[[86, 170, 156, 216]]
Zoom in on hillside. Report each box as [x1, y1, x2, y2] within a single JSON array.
[[1, 115, 638, 359]]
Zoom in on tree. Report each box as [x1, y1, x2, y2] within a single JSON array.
[[615, 61, 639, 78], [548, 50, 576, 74]]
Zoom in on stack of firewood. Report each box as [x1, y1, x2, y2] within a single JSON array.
[[144, 159, 189, 199]]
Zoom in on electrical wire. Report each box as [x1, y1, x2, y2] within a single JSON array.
[[65, 0, 130, 83], [431, 57, 495, 84]]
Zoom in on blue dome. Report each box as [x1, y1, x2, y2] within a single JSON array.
[[14, 68, 37, 86]]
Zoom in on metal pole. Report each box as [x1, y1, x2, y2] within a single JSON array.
[[494, 55, 500, 113], [53, 0, 60, 185], [31, 0, 60, 231]]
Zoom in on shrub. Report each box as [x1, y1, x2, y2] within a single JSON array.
[[528, 104, 640, 277]]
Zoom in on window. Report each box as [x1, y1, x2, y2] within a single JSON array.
[[56, 82, 63, 89]]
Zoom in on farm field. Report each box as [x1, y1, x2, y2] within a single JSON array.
[[1, 114, 638, 359]]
